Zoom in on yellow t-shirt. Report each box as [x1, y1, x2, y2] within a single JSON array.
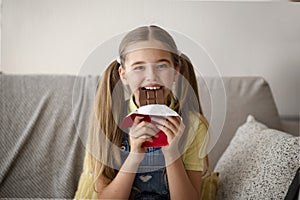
[[74, 99, 208, 199]]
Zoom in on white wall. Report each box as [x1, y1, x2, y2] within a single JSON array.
[[1, 0, 300, 117]]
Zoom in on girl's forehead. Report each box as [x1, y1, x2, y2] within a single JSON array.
[[122, 40, 176, 56], [124, 49, 173, 65]]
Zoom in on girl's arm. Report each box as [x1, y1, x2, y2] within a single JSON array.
[[155, 116, 202, 199], [96, 153, 141, 199], [166, 158, 202, 200]]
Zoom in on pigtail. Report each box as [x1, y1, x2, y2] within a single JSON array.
[[89, 60, 126, 190], [178, 53, 203, 114], [177, 53, 210, 174]]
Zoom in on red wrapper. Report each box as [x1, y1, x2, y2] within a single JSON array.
[[120, 113, 168, 147], [120, 105, 180, 147]]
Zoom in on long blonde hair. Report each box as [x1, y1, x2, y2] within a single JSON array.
[[88, 25, 209, 188]]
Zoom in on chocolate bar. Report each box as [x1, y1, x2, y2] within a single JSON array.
[[139, 88, 165, 106], [134, 88, 170, 147]]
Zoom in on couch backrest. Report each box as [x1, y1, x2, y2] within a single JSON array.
[[197, 77, 282, 168], [0, 75, 282, 198]]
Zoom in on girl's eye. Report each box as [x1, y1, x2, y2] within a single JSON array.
[[133, 65, 145, 71], [156, 63, 168, 69]]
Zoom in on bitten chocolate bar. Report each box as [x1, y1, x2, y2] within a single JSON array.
[[139, 88, 165, 106]]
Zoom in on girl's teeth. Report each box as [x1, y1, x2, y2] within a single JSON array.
[[145, 87, 160, 90]]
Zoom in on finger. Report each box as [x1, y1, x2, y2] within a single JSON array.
[[150, 116, 166, 126], [133, 116, 144, 126], [132, 127, 159, 138], [166, 116, 185, 135], [151, 116, 180, 132], [139, 135, 151, 139], [130, 122, 160, 138], [136, 121, 160, 132], [130, 137, 152, 154], [130, 133, 152, 139], [150, 117, 174, 134], [162, 119, 178, 135], [156, 124, 175, 141], [137, 121, 160, 136], [131, 135, 153, 144], [157, 118, 185, 139], [165, 116, 181, 128]]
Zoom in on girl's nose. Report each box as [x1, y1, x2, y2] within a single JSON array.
[[145, 66, 157, 81]]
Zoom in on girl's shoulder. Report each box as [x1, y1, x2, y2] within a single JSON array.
[[186, 111, 209, 129]]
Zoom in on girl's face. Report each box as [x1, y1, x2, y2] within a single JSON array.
[[119, 48, 178, 107]]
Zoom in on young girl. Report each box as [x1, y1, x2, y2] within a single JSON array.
[[75, 25, 209, 200]]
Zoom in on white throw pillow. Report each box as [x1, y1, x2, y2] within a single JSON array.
[[214, 115, 299, 200]]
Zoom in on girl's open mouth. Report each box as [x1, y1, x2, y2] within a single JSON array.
[[141, 86, 163, 91]]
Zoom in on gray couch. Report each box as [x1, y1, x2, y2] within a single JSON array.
[[0, 74, 298, 198]]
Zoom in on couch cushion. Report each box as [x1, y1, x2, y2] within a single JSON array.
[[197, 77, 282, 168], [214, 115, 299, 199]]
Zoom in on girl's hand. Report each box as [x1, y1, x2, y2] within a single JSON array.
[[152, 116, 185, 163], [128, 116, 159, 163]]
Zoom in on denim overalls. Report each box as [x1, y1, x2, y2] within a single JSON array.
[[120, 134, 170, 200]]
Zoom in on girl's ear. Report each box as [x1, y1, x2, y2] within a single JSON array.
[[176, 64, 180, 73], [118, 66, 128, 85]]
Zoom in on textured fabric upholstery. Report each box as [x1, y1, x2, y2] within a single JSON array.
[[197, 77, 282, 168], [0, 75, 98, 198]]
